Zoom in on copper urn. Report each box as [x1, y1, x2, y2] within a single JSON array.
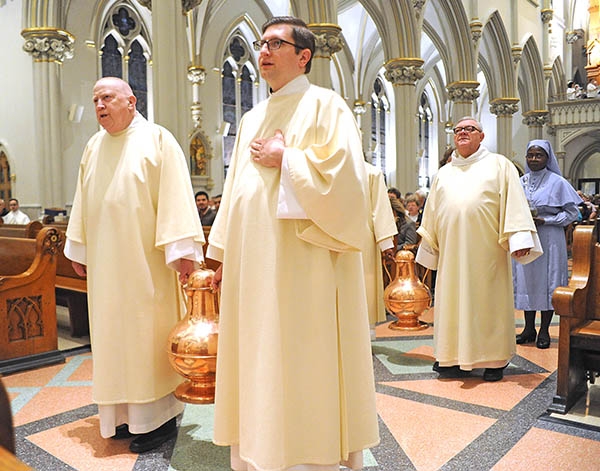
[[166, 265, 219, 404], [384, 250, 431, 330]]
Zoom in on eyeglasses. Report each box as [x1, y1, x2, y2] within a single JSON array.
[[453, 125, 481, 135], [253, 38, 300, 51]]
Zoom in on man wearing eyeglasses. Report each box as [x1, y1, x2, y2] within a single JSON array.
[[416, 116, 542, 382], [207, 16, 379, 471]]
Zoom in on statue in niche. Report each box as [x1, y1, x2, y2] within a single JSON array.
[[190, 135, 207, 176]]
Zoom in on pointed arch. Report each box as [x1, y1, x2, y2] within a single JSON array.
[[517, 36, 546, 113], [423, 0, 476, 83], [548, 56, 567, 101], [479, 11, 516, 100]]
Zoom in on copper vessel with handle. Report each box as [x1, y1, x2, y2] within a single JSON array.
[[383, 250, 431, 330], [166, 265, 219, 403]]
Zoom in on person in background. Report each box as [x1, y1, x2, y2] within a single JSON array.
[[440, 146, 455, 167], [566, 80, 576, 100], [587, 78, 599, 98], [195, 190, 216, 226], [405, 194, 420, 224], [513, 140, 582, 349], [3, 198, 30, 224], [387, 187, 402, 202], [577, 190, 597, 222], [207, 16, 379, 471], [211, 194, 222, 213], [64, 77, 205, 453], [0, 199, 8, 218], [390, 198, 418, 251], [417, 116, 542, 382]]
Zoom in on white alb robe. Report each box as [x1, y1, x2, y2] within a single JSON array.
[[363, 162, 397, 325], [208, 75, 379, 471], [3, 209, 30, 224], [65, 114, 205, 437], [417, 147, 542, 370]]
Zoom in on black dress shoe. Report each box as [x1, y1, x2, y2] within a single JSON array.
[[129, 418, 177, 453], [433, 361, 455, 372], [516, 330, 537, 344], [111, 424, 134, 440], [433, 362, 470, 377], [483, 365, 507, 382], [536, 335, 551, 349]]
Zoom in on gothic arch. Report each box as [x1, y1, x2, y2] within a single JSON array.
[[479, 11, 516, 100], [357, 0, 420, 60], [424, 0, 476, 83], [549, 56, 567, 101], [569, 138, 600, 182], [90, 0, 152, 53], [517, 35, 545, 113]]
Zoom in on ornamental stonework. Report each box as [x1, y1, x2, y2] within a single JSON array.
[[187, 66, 206, 85], [308, 24, 343, 59], [182, 0, 203, 14], [541, 8, 553, 24], [384, 59, 425, 86], [22, 30, 74, 63], [447, 83, 480, 102], [522, 112, 549, 127], [470, 20, 483, 43], [566, 30, 583, 44], [489, 100, 519, 116]]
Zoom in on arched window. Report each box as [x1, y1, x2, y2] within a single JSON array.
[[221, 34, 257, 175], [370, 77, 389, 173], [100, 4, 150, 118], [417, 92, 433, 188]]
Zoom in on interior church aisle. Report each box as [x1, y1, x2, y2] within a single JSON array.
[[4, 309, 600, 471]]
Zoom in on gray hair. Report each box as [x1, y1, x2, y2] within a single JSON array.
[[456, 116, 483, 131]]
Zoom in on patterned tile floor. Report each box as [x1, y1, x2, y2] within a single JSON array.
[[4, 308, 600, 471]]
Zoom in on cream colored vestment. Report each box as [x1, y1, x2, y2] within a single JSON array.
[[363, 163, 397, 324], [66, 115, 205, 413], [417, 147, 541, 369], [208, 75, 379, 471]]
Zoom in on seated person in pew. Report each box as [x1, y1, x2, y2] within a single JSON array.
[[3, 198, 30, 224]]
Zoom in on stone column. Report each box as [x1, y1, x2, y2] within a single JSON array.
[[522, 111, 549, 141], [307, 23, 343, 89], [447, 81, 480, 123], [384, 58, 424, 193], [151, 0, 189, 145], [489, 98, 519, 158], [21, 28, 74, 208], [353, 100, 368, 152]]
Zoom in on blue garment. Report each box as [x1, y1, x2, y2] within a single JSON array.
[[512, 140, 582, 310]]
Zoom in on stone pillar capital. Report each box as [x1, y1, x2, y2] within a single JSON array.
[[541, 8, 553, 24], [383, 58, 425, 86], [522, 110, 549, 127], [187, 65, 206, 84], [21, 28, 74, 63], [470, 20, 483, 43], [565, 29, 583, 44], [446, 81, 480, 103], [182, 0, 203, 14], [489, 98, 520, 116], [307, 23, 343, 59], [353, 100, 367, 115]]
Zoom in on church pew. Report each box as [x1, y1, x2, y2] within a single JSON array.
[[0, 227, 66, 374], [43, 221, 89, 337], [0, 221, 89, 337], [0, 220, 42, 239], [548, 223, 600, 414]]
